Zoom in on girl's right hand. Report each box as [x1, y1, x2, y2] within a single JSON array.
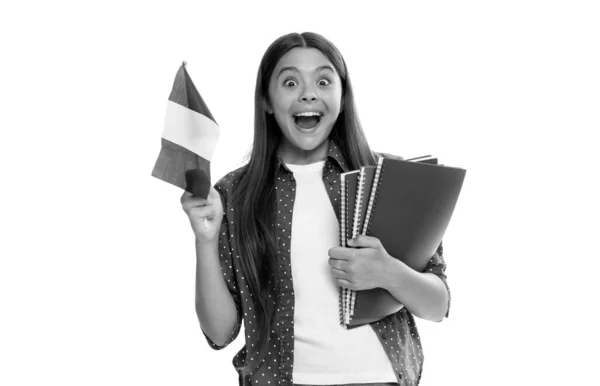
[[180, 186, 224, 245]]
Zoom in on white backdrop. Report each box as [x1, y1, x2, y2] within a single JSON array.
[[1, 1, 599, 385]]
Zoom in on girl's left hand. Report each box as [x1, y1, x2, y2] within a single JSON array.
[[328, 235, 394, 291]]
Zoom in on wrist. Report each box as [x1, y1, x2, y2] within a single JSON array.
[[380, 256, 409, 292], [195, 237, 219, 258]]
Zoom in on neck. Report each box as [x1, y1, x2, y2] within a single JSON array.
[[278, 139, 330, 165]]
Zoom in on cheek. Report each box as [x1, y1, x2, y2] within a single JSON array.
[[271, 90, 293, 114], [273, 111, 290, 131], [326, 88, 344, 115], [271, 94, 296, 127]]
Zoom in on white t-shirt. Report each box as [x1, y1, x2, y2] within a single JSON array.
[[286, 160, 397, 385]]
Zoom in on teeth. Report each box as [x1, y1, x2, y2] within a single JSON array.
[[294, 112, 322, 117]]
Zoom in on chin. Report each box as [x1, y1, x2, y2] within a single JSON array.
[[291, 132, 330, 152]]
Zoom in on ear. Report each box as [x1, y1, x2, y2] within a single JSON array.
[[339, 93, 345, 113], [262, 98, 273, 114]]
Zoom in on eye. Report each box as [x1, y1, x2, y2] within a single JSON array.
[[284, 79, 298, 87], [318, 78, 331, 86]]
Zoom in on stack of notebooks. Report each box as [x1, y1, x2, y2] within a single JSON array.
[[339, 155, 466, 329]]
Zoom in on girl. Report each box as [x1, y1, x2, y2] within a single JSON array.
[[181, 32, 450, 386]]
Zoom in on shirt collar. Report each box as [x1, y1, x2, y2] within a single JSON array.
[[275, 139, 350, 174]]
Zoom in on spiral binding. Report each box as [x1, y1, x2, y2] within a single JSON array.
[[344, 174, 351, 326], [347, 167, 367, 323], [339, 173, 346, 327], [353, 168, 365, 238], [350, 287, 356, 320], [364, 156, 385, 235], [349, 157, 386, 324]]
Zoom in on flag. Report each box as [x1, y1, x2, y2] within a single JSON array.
[[151, 61, 220, 199]]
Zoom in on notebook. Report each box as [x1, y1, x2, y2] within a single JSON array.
[[339, 164, 408, 327], [339, 170, 359, 327], [340, 155, 466, 328]]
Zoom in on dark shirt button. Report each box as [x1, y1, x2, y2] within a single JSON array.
[[398, 373, 404, 379], [382, 333, 387, 339], [329, 179, 336, 185]]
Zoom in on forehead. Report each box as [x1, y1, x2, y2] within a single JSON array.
[[273, 47, 336, 75]]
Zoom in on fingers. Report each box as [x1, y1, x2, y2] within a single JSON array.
[[180, 191, 191, 204], [181, 191, 208, 208], [329, 256, 353, 288], [181, 186, 223, 208], [186, 205, 217, 219], [329, 246, 358, 261], [328, 256, 347, 270], [207, 186, 220, 201], [208, 186, 224, 211], [181, 190, 200, 204], [331, 266, 346, 277], [180, 187, 216, 201], [348, 235, 382, 249], [182, 200, 207, 214], [329, 260, 348, 279], [336, 278, 353, 290], [328, 246, 346, 260]]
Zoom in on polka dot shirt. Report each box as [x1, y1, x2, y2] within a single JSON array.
[[202, 141, 450, 386]]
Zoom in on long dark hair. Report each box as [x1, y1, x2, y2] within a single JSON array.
[[231, 32, 378, 377]]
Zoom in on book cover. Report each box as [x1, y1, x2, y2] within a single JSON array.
[[344, 156, 465, 327], [366, 157, 465, 272]]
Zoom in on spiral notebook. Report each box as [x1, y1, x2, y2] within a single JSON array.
[[339, 170, 359, 327], [339, 155, 466, 328]]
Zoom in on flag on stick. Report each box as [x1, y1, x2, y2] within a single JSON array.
[[151, 61, 220, 199]]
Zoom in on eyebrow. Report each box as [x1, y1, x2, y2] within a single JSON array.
[[277, 65, 335, 78]]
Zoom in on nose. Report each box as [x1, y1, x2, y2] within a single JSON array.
[[301, 94, 317, 102], [299, 85, 318, 103]]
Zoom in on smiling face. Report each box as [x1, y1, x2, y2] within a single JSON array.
[[266, 47, 343, 165]]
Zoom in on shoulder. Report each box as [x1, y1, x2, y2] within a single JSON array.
[[373, 151, 404, 161], [214, 164, 247, 205]]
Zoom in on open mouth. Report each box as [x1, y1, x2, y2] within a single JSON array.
[[293, 111, 323, 130]]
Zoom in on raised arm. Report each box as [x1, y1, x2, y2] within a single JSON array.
[[181, 186, 242, 348]]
